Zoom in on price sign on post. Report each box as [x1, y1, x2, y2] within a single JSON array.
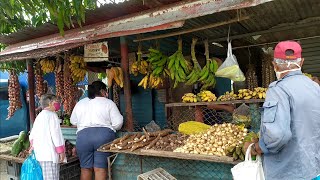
[[84, 42, 109, 62]]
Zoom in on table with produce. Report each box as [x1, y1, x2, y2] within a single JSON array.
[[0, 131, 78, 164], [98, 122, 259, 164]]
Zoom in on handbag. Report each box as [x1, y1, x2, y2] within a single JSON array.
[[21, 151, 43, 180], [231, 143, 265, 180]]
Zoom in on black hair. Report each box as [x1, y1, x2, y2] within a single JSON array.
[[88, 81, 107, 99]]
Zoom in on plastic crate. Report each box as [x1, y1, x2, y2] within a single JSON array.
[[137, 168, 176, 180], [59, 159, 81, 180]]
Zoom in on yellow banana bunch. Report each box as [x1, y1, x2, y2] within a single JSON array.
[[198, 90, 217, 102], [130, 61, 139, 76], [182, 93, 198, 103], [217, 91, 238, 101], [237, 87, 267, 100], [139, 60, 149, 75], [40, 58, 55, 73], [138, 74, 163, 89], [130, 60, 149, 76], [138, 74, 149, 89], [69, 55, 87, 83], [149, 74, 163, 89]]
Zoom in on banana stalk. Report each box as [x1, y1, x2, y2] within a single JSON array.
[[185, 38, 201, 86]]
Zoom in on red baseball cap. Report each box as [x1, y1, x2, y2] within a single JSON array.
[[274, 41, 302, 60]]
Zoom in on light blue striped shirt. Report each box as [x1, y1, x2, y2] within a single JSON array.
[[259, 70, 320, 180]]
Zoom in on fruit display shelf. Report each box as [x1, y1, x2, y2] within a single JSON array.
[[165, 99, 264, 107]]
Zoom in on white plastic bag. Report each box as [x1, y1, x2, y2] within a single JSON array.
[[215, 42, 245, 81], [231, 143, 265, 180]]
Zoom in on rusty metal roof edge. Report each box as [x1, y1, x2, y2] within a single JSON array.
[[0, 42, 91, 62]]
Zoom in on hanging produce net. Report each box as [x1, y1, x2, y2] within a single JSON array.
[[166, 106, 233, 131], [166, 104, 261, 132]]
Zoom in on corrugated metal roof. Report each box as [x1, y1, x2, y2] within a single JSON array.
[[121, 0, 320, 61], [182, 0, 320, 43], [301, 37, 320, 78], [133, 0, 320, 46]]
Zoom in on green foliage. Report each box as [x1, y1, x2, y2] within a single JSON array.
[[0, 0, 98, 36], [0, 60, 27, 75], [0, 43, 6, 51]]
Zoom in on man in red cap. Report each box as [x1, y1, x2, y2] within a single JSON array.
[[244, 41, 320, 179]]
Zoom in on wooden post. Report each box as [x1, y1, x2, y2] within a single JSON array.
[[120, 37, 134, 132], [195, 106, 204, 123], [27, 59, 36, 128]]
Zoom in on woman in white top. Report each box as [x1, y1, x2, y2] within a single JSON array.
[[29, 94, 66, 180], [71, 81, 123, 180]]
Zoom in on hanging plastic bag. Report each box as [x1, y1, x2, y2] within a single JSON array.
[[21, 151, 43, 180], [145, 120, 161, 132], [231, 143, 265, 180], [233, 103, 251, 127], [215, 42, 245, 81]]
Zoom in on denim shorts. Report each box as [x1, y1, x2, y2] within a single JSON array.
[[76, 127, 115, 168]]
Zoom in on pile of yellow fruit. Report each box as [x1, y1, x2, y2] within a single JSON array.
[[198, 90, 217, 102], [181, 93, 198, 103]]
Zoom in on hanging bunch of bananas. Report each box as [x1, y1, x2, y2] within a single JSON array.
[[131, 60, 149, 76], [198, 40, 218, 90], [138, 74, 164, 89], [107, 67, 124, 88], [131, 43, 149, 76], [168, 38, 191, 88], [69, 55, 87, 83], [237, 87, 267, 100], [186, 38, 202, 86], [181, 93, 198, 103], [197, 90, 217, 102], [130, 61, 139, 75], [40, 58, 55, 74], [147, 48, 168, 77], [138, 74, 149, 89], [149, 74, 164, 89], [217, 91, 238, 101]]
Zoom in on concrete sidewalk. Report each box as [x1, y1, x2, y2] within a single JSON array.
[[0, 160, 8, 179]]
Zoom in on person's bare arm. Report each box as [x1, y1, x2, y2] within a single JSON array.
[[207, 104, 235, 113]]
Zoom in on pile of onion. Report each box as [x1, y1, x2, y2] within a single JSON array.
[[63, 56, 78, 115], [174, 123, 247, 156], [7, 71, 22, 120]]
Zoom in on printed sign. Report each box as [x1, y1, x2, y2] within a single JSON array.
[[84, 42, 109, 62]]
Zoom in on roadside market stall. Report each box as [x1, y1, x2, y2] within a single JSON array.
[[0, 0, 320, 179]]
